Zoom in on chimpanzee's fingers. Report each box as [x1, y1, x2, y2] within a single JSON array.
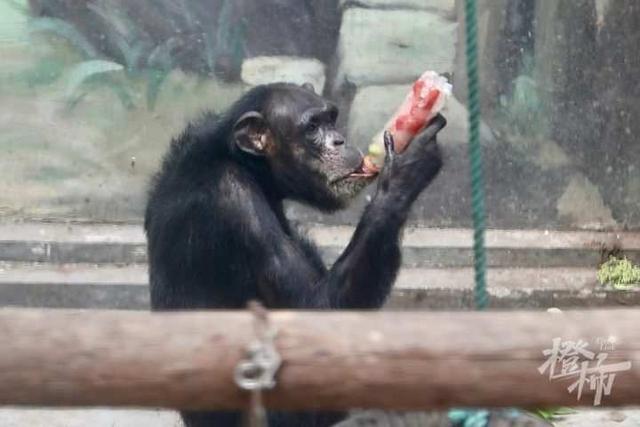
[[383, 130, 395, 165], [416, 113, 447, 142], [377, 131, 395, 190]]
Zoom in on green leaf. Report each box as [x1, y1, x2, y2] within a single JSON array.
[[23, 57, 66, 87], [533, 409, 554, 420], [64, 75, 135, 112], [87, 2, 150, 70], [104, 77, 135, 110], [147, 37, 179, 69], [113, 35, 148, 70], [146, 68, 171, 110], [530, 407, 575, 423], [171, 0, 197, 28], [598, 257, 640, 288], [28, 17, 98, 58], [553, 408, 576, 416], [202, 31, 217, 71], [65, 59, 124, 100], [6, 0, 29, 14], [86, 2, 130, 39]]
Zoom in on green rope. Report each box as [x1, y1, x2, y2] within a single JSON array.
[[450, 7, 497, 424], [463, 0, 489, 310]]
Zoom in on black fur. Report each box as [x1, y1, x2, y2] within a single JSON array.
[[145, 83, 446, 426]]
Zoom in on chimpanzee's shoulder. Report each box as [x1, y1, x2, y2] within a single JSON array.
[[208, 163, 276, 222]]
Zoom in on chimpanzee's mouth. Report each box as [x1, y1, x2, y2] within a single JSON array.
[[348, 161, 377, 179], [330, 161, 377, 185]]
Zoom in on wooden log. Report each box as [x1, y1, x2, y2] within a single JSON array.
[[0, 308, 638, 410]]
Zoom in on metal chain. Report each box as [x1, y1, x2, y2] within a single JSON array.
[[234, 301, 281, 427]]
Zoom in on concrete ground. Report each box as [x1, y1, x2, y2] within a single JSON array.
[[1, 222, 639, 426], [1, 407, 640, 426], [2, 222, 640, 310], [0, 408, 182, 427]]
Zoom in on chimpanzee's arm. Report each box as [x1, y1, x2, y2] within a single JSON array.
[[327, 119, 445, 308], [250, 116, 445, 309]]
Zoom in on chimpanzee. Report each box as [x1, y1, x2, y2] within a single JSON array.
[[144, 82, 446, 427]]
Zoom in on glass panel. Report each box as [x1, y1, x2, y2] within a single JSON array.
[[0, 0, 637, 230]]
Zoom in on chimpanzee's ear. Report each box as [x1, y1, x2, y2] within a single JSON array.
[[233, 111, 273, 156], [301, 82, 315, 93]]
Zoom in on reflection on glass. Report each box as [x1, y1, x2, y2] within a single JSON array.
[[0, 0, 637, 230]]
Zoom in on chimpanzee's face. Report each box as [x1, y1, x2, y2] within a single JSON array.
[[233, 84, 375, 211]]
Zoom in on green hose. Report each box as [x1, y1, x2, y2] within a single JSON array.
[[463, 0, 489, 310]]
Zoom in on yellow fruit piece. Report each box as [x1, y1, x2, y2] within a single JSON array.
[[367, 142, 385, 167], [368, 142, 384, 157]]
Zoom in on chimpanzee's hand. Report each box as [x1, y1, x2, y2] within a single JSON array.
[[375, 114, 446, 207]]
